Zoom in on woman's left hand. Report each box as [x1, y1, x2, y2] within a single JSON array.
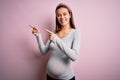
[[45, 29, 55, 41]]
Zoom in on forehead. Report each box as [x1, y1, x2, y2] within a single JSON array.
[[56, 7, 69, 14]]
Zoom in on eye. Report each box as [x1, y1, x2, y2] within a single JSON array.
[[57, 14, 60, 17], [57, 14, 59, 17], [63, 13, 67, 16]]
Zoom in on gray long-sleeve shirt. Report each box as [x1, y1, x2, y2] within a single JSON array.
[[36, 29, 81, 80]]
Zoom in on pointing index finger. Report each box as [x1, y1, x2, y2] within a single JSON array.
[[45, 29, 53, 34], [29, 25, 34, 29]]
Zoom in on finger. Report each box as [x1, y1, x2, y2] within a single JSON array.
[[29, 25, 39, 31], [29, 25, 34, 29], [45, 29, 53, 34]]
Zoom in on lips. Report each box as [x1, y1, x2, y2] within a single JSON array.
[[61, 19, 66, 23]]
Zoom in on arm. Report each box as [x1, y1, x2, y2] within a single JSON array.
[[52, 30, 81, 61], [36, 33, 51, 55], [29, 25, 51, 55]]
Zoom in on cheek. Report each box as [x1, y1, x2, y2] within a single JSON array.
[[65, 14, 70, 19], [66, 16, 71, 21], [57, 17, 61, 22], [68, 15, 71, 19]]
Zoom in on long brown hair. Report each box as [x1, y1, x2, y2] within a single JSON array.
[[55, 3, 76, 33]]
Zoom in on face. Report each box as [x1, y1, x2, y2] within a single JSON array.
[[56, 7, 71, 27]]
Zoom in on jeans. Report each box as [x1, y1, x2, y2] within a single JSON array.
[[47, 75, 75, 80]]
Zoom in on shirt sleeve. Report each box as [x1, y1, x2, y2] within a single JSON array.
[[52, 30, 81, 61], [35, 33, 51, 55]]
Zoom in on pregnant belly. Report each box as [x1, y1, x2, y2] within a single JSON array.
[[47, 56, 70, 76]]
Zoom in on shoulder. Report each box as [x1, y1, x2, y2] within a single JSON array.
[[71, 29, 81, 39], [72, 29, 81, 34]]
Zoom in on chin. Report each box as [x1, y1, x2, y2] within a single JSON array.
[[60, 23, 68, 27]]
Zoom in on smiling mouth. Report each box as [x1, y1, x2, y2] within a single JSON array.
[[61, 21, 66, 24], [61, 19, 66, 23]]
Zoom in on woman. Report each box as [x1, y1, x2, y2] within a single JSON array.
[[30, 3, 81, 80]]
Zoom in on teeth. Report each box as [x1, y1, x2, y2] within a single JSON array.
[[62, 21, 65, 23], [61, 20, 65, 22]]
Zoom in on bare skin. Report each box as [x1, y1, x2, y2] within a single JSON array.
[[29, 25, 55, 41], [56, 7, 72, 38], [30, 7, 72, 40]]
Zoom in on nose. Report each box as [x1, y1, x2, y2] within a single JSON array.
[[61, 15, 64, 18]]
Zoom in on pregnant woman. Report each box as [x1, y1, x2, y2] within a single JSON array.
[[30, 3, 81, 80]]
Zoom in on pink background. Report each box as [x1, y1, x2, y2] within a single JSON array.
[[0, 0, 120, 80]]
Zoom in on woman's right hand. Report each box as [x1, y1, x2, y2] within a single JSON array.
[[29, 25, 40, 35]]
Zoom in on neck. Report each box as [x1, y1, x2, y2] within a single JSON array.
[[61, 24, 71, 32]]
